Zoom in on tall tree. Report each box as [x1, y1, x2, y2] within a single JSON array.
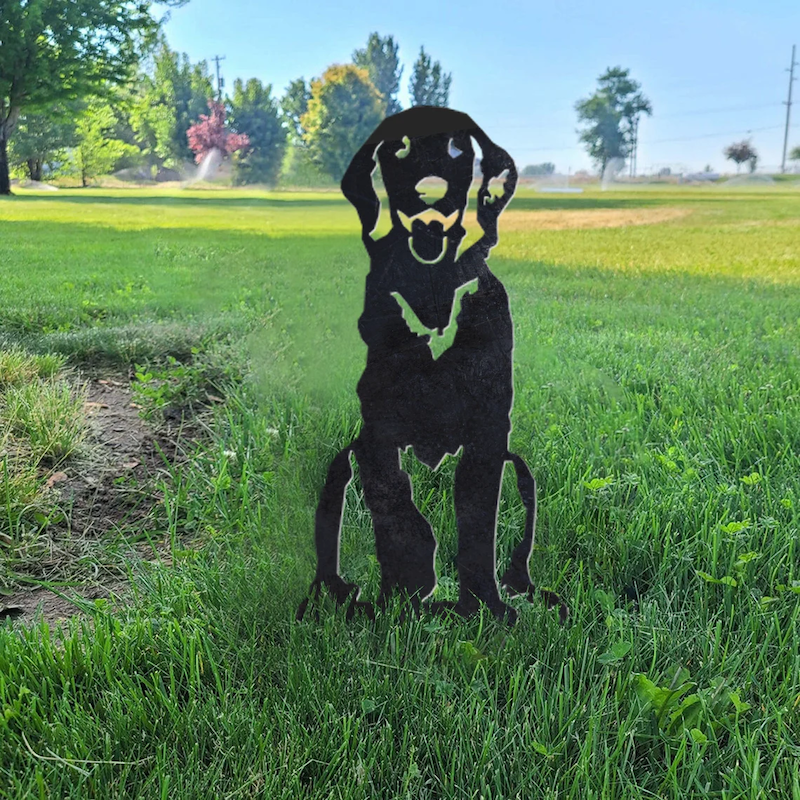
[[723, 140, 758, 174], [790, 145, 800, 163], [0, 0, 183, 195], [131, 42, 213, 167], [72, 100, 139, 186], [8, 108, 77, 181], [409, 48, 452, 108], [575, 66, 652, 173], [228, 78, 287, 185], [301, 64, 385, 182], [352, 33, 403, 116], [281, 78, 311, 144]]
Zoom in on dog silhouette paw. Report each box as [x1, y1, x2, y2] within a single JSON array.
[[346, 597, 376, 622], [501, 568, 569, 625], [296, 576, 360, 621], [539, 589, 569, 625], [428, 599, 474, 619]]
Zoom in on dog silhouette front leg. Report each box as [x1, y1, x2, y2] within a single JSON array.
[[355, 434, 437, 611], [447, 442, 516, 623]]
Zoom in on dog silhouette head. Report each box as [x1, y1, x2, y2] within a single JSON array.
[[342, 107, 517, 263]]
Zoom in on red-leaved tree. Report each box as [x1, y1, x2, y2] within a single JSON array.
[[186, 100, 249, 163]]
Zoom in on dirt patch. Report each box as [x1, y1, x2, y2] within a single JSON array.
[[55, 378, 166, 536], [2, 376, 202, 628], [1, 581, 129, 629], [501, 207, 690, 231]]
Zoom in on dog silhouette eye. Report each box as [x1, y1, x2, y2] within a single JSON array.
[[395, 136, 411, 159], [448, 139, 463, 158], [485, 169, 510, 203]]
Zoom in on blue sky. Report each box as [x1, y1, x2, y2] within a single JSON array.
[[163, 0, 800, 173]]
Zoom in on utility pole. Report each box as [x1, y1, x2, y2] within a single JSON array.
[[629, 118, 634, 178], [629, 115, 639, 178], [781, 44, 797, 173], [212, 55, 226, 102], [629, 123, 634, 179]]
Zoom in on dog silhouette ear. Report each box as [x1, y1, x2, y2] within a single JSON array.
[[341, 141, 383, 243], [470, 129, 517, 253]]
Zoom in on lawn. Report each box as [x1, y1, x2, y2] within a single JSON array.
[[1, 184, 799, 798]]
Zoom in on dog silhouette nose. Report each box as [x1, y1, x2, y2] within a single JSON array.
[[415, 177, 447, 205]]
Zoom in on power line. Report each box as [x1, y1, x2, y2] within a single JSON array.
[[512, 124, 784, 154], [781, 44, 797, 173], [643, 124, 783, 145], [492, 101, 783, 131], [661, 102, 782, 118]]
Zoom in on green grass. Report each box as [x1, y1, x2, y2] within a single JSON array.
[[1, 185, 799, 798], [4, 380, 88, 463], [0, 349, 87, 555]]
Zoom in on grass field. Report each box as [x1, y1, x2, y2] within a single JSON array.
[[1, 184, 799, 798]]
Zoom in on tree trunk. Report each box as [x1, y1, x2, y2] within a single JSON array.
[[0, 107, 20, 195], [26, 159, 43, 182], [26, 159, 39, 182], [0, 131, 11, 195]]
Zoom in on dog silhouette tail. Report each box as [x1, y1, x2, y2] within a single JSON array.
[[296, 443, 357, 622], [500, 451, 537, 596]]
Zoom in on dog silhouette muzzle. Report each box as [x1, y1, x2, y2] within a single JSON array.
[[397, 209, 460, 264]]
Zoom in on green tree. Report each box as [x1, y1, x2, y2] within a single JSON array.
[[72, 100, 139, 186], [280, 77, 315, 188], [409, 48, 451, 107], [227, 78, 287, 185], [0, 0, 182, 195], [791, 145, 800, 163], [281, 78, 311, 144], [279, 145, 334, 188], [8, 108, 77, 181], [353, 33, 403, 116], [301, 64, 385, 182], [131, 41, 213, 168], [107, 79, 145, 159], [575, 66, 652, 173]]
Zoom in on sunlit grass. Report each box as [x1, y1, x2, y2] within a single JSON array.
[[4, 380, 88, 463], [0, 348, 65, 387]]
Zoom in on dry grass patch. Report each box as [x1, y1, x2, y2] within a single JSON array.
[[0, 348, 65, 387], [500, 206, 690, 231], [4, 381, 89, 463]]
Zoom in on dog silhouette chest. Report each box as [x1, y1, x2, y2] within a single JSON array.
[[391, 277, 478, 360]]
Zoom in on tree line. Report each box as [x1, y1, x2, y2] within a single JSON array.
[[0, 0, 452, 194], [5, 2, 794, 192]]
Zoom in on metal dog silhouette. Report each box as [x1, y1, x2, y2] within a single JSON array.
[[297, 107, 565, 624]]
